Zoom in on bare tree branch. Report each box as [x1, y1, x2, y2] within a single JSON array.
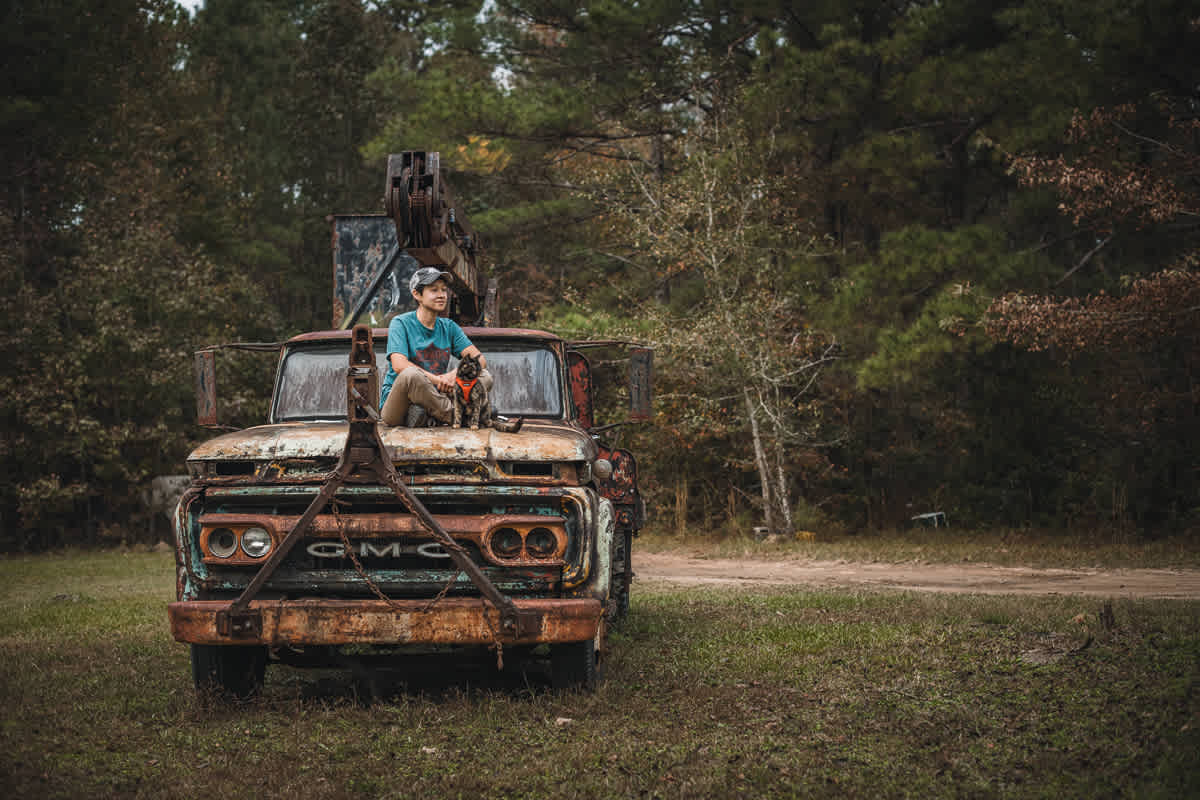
[[1056, 233, 1114, 286]]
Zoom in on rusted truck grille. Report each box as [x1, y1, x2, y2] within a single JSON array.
[[179, 485, 590, 600], [284, 539, 475, 570]]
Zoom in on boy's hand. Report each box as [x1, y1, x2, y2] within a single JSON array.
[[431, 372, 456, 394]]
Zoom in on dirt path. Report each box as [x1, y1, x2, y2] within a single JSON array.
[[634, 551, 1200, 599]]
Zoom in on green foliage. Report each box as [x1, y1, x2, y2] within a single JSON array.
[[187, 0, 397, 330], [832, 225, 1031, 387], [4, 0, 1198, 546], [0, 1, 280, 547]]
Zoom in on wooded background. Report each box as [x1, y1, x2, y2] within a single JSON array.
[[3, 0, 1197, 548]]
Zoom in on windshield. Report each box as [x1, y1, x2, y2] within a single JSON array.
[[272, 341, 563, 422]]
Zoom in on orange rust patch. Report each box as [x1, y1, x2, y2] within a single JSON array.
[[169, 598, 602, 646]]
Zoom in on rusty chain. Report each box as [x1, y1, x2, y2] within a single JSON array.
[[331, 505, 505, 669]]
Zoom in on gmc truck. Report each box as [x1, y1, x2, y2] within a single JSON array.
[[169, 153, 649, 698]]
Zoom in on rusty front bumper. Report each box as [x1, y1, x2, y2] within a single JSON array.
[[169, 598, 602, 647]]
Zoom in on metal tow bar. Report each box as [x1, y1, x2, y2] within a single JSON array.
[[216, 325, 540, 640]]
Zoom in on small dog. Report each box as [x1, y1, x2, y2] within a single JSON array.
[[452, 353, 523, 432]]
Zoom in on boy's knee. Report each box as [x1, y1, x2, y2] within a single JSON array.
[[399, 366, 452, 422], [396, 366, 431, 389]]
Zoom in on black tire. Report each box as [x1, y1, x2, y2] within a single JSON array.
[[608, 572, 631, 624], [551, 638, 601, 691], [615, 576, 630, 620], [191, 644, 267, 702], [607, 529, 633, 625]]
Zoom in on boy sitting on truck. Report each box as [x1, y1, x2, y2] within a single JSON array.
[[380, 267, 492, 427]]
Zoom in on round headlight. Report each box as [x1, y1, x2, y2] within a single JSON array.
[[491, 527, 522, 559], [241, 527, 272, 558], [209, 528, 237, 558], [593, 458, 614, 481], [526, 527, 557, 558]]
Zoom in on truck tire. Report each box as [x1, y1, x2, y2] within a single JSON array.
[[615, 576, 631, 621], [608, 572, 630, 624], [191, 644, 267, 702], [607, 529, 632, 625], [551, 638, 601, 691]]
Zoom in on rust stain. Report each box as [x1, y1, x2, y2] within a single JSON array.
[[191, 424, 592, 464], [174, 488, 203, 600], [170, 598, 602, 646], [566, 351, 594, 429], [596, 446, 637, 504]]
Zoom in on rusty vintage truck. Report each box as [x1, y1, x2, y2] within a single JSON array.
[[169, 153, 649, 697]]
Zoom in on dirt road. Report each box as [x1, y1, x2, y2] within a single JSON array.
[[634, 551, 1200, 599]]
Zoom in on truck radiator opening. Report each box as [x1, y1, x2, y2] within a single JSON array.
[[501, 461, 555, 477]]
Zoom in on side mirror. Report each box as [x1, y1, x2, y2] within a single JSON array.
[[195, 350, 217, 426], [629, 347, 653, 422], [567, 342, 653, 430]]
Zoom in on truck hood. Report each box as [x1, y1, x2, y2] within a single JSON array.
[[188, 421, 597, 464]]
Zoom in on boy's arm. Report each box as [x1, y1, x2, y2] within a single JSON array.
[[388, 352, 415, 373], [386, 318, 411, 373], [452, 322, 486, 369], [461, 344, 487, 370], [391, 351, 455, 392]]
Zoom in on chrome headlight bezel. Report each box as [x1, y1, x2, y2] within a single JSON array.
[[241, 527, 272, 558], [207, 527, 237, 559]]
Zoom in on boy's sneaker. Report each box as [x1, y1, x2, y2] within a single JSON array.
[[405, 405, 430, 428]]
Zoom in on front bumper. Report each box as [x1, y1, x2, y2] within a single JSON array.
[[169, 597, 602, 647]]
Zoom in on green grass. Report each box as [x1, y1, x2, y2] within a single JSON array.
[[637, 525, 1200, 569], [1, 549, 1198, 798]]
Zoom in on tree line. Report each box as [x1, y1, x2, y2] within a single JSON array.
[[2, 0, 1196, 548]]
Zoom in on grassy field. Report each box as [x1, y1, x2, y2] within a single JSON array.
[[637, 525, 1200, 569], [1, 549, 1197, 798]]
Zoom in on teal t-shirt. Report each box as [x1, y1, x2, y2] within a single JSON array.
[[379, 312, 472, 407]]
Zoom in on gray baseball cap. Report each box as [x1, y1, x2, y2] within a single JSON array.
[[409, 267, 453, 293]]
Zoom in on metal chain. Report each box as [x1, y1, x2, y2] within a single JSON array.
[[331, 507, 409, 612], [420, 566, 463, 613], [331, 506, 505, 669], [375, 473, 506, 667], [480, 603, 504, 670]]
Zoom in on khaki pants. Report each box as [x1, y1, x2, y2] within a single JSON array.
[[380, 366, 493, 426]]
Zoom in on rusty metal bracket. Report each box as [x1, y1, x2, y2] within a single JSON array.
[[215, 608, 263, 638], [221, 325, 538, 640]]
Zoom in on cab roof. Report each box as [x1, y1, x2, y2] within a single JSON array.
[[286, 326, 563, 346]]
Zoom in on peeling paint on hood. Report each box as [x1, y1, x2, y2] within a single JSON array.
[[188, 420, 597, 464]]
